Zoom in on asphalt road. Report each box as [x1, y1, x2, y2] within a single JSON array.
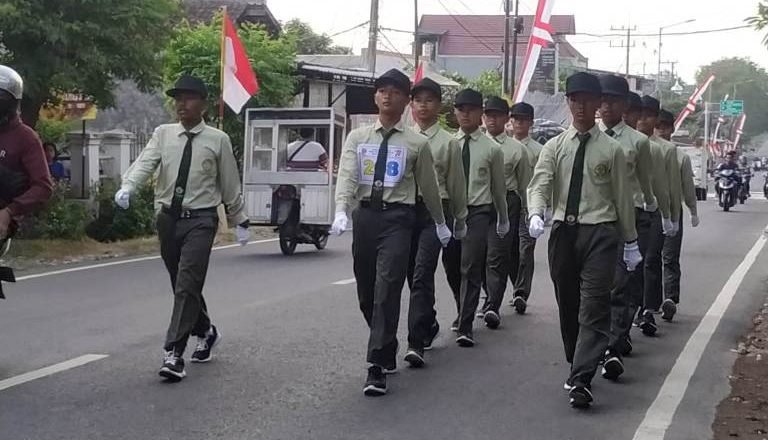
[[1, 197, 767, 440]]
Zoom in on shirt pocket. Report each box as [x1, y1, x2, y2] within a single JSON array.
[[588, 160, 612, 186], [196, 145, 219, 177], [474, 165, 489, 187]]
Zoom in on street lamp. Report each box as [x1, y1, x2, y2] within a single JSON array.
[[657, 18, 696, 99]]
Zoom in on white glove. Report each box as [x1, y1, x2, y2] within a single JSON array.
[[529, 214, 545, 239], [662, 217, 676, 237], [496, 220, 510, 238], [331, 212, 348, 236], [114, 188, 131, 209], [643, 197, 658, 213], [691, 215, 700, 227], [235, 225, 250, 246], [435, 222, 452, 247], [624, 242, 643, 272]]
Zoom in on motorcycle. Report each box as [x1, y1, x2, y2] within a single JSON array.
[[716, 168, 739, 211], [739, 170, 752, 204], [274, 185, 330, 256]]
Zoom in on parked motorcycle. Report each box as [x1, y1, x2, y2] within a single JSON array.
[[274, 185, 329, 256], [716, 168, 739, 211]]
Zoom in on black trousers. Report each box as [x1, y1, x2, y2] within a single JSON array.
[[548, 222, 618, 388], [458, 205, 494, 335], [157, 211, 218, 354], [406, 201, 441, 350], [643, 211, 664, 312], [513, 208, 536, 300], [352, 205, 415, 370], [485, 191, 522, 312], [610, 208, 652, 349], [662, 215, 684, 304]]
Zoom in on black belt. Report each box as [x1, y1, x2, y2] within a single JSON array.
[[161, 206, 218, 219], [359, 200, 411, 211]]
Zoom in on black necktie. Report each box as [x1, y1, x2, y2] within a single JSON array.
[[462, 135, 471, 191], [565, 132, 591, 225], [605, 128, 615, 138], [369, 129, 396, 209], [170, 131, 197, 216]]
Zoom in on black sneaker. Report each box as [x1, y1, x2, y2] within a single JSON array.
[[617, 336, 633, 357], [661, 299, 677, 322], [159, 351, 186, 381], [569, 386, 594, 408], [640, 310, 658, 336], [512, 296, 527, 314], [404, 347, 425, 368], [601, 350, 625, 381], [190, 325, 222, 363], [456, 333, 475, 347], [450, 318, 459, 332], [483, 310, 501, 329], [423, 322, 440, 351], [563, 379, 574, 391], [363, 366, 387, 396], [476, 300, 489, 318]]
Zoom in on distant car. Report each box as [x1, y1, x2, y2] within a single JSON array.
[[531, 119, 566, 145]]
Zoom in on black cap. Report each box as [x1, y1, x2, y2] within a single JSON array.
[[166, 75, 208, 99], [640, 96, 660, 114], [484, 96, 510, 114], [374, 68, 411, 94], [658, 109, 675, 125], [411, 77, 442, 100], [599, 75, 629, 97], [510, 102, 534, 118], [627, 92, 642, 110], [566, 72, 601, 96], [454, 88, 483, 108]]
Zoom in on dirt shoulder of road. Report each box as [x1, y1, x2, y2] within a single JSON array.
[[712, 297, 768, 439], [1, 226, 276, 273]]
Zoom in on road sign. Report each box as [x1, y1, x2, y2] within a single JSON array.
[[720, 100, 744, 117]]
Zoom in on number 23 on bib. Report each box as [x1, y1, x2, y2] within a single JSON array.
[[357, 144, 407, 187]]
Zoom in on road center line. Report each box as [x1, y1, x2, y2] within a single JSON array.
[[14, 238, 278, 282], [632, 230, 767, 440], [332, 278, 357, 285], [0, 354, 109, 392]]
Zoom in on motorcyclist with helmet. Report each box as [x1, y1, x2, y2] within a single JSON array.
[[0, 65, 54, 297], [714, 150, 743, 205]]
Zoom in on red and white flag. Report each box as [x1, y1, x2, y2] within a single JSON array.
[[733, 113, 747, 151], [513, 0, 555, 103], [412, 62, 424, 83], [221, 12, 259, 114], [674, 74, 715, 131]]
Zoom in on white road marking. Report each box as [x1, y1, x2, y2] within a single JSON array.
[[0, 354, 109, 392], [632, 230, 767, 440], [332, 278, 357, 285], [14, 238, 278, 282]]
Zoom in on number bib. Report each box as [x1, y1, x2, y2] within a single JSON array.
[[357, 144, 407, 187]]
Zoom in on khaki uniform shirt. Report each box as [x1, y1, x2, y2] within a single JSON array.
[[599, 121, 655, 209], [677, 149, 698, 217], [335, 119, 445, 225], [122, 121, 247, 227], [528, 124, 637, 242], [650, 135, 682, 223], [519, 136, 544, 170], [455, 128, 508, 217], [489, 132, 531, 206], [416, 122, 468, 230]]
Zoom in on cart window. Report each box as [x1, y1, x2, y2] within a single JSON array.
[[250, 127, 273, 172], [279, 126, 330, 171]]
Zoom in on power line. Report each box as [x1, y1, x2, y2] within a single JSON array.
[[435, 0, 498, 53], [377, 29, 415, 68], [329, 21, 370, 37]]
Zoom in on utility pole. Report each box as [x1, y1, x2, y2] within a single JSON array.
[[367, 0, 379, 73], [610, 25, 636, 77], [502, 0, 511, 96], [414, 0, 420, 68], [510, 0, 521, 97]]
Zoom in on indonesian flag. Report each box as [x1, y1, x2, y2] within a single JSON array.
[[674, 74, 715, 131], [513, 0, 555, 103], [412, 62, 424, 83], [221, 12, 259, 114], [733, 113, 747, 151]]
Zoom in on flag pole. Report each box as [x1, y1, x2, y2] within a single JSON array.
[[218, 6, 227, 129]]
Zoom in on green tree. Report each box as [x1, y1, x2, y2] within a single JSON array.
[[695, 57, 768, 138], [164, 15, 297, 162], [747, 1, 768, 47], [282, 19, 351, 55], [0, 0, 180, 128]]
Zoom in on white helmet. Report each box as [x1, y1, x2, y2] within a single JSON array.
[[0, 65, 23, 100]]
